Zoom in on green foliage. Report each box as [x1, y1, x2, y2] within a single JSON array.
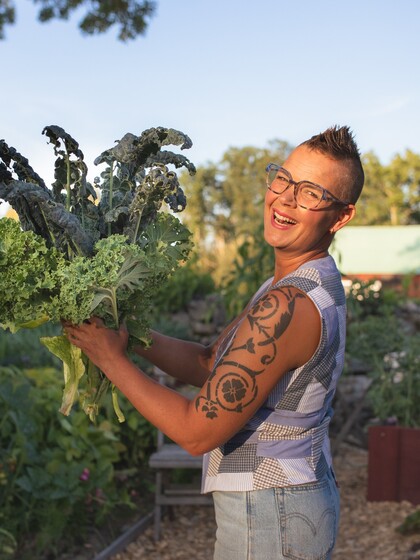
[[345, 278, 398, 322], [346, 313, 405, 371], [153, 256, 216, 314], [355, 149, 420, 225], [181, 141, 293, 252], [0, 364, 156, 559], [345, 280, 407, 367], [0, 0, 156, 41], [368, 338, 420, 428], [0, 0, 14, 40], [0, 218, 64, 332], [221, 222, 275, 319], [345, 280, 420, 427], [396, 509, 420, 535], [0, 125, 195, 421]]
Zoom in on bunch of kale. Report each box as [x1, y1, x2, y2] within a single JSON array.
[[0, 125, 195, 421]]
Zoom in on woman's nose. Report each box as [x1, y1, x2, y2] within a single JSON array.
[[278, 183, 297, 207]]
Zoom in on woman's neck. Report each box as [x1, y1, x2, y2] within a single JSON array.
[[272, 248, 329, 284]]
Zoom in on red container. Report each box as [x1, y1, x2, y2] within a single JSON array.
[[367, 425, 420, 504]]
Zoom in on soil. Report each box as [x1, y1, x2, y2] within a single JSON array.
[[110, 443, 420, 560]]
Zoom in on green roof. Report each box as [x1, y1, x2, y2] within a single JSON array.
[[329, 226, 420, 275]]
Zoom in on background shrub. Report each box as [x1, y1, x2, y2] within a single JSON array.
[[0, 363, 156, 559]]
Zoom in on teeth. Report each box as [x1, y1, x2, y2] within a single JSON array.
[[274, 212, 296, 225]]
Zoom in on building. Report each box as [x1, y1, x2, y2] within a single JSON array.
[[330, 225, 420, 298]]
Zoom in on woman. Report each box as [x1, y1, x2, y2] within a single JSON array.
[[65, 125, 364, 559]]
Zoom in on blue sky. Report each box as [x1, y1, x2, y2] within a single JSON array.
[[1, 0, 420, 215]]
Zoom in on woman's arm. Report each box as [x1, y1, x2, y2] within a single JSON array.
[[132, 331, 214, 387], [64, 286, 320, 455], [132, 310, 246, 387]]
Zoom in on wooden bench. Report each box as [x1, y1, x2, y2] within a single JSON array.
[[148, 368, 213, 541]]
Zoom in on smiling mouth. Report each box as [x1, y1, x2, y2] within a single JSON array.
[[273, 210, 297, 226]]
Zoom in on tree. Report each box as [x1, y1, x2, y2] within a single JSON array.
[[182, 140, 292, 246], [0, 0, 156, 41], [180, 140, 293, 283], [354, 150, 420, 225]]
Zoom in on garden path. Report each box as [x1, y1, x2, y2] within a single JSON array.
[[110, 443, 420, 560]]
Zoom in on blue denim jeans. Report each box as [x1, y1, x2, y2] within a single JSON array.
[[212, 468, 340, 560]]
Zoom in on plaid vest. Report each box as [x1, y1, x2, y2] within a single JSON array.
[[202, 256, 345, 493]]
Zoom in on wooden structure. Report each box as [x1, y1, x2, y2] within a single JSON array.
[[330, 225, 420, 297], [367, 425, 420, 505], [148, 368, 212, 541]]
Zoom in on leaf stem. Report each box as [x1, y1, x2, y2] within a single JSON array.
[[132, 210, 143, 243], [108, 162, 115, 236], [66, 153, 71, 211]]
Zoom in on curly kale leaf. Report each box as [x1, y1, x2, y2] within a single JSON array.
[[0, 181, 95, 258], [42, 125, 99, 237], [46, 234, 154, 328], [124, 213, 193, 344], [0, 139, 48, 190], [124, 164, 187, 242], [0, 218, 63, 332], [143, 149, 196, 175], [0, 131, 98, 255], [94, 128, 195, 237], [94, 127, 194, 168], [42, 125, 85, 200], [141, 212, 193, 269], [85, 235, 154, 327]]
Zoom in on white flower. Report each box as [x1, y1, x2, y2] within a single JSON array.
[[393, 371, 404, 384]]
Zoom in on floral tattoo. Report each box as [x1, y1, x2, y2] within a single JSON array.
[[195, 287, 304, 419]]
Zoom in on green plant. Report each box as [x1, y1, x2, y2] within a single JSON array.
[[0, 364, 155, 559], [153, 255, 216, 314], [345, 278, 389, 321], [344, 281, 420, 427], [368, 337, 420, 427], [397, 509, 420, 535], [0, 125, 195, 421], [0, 323, 61, 368], [0, 528, 17, 559], [344, 279, 406, 369], [221, 223, 274, 319], [345, 313, 406, 371]]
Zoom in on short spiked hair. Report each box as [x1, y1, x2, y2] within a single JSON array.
[[299, 125, 364, 204]]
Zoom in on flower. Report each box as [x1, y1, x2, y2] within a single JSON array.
[[393, 371, 404, 384], [79, 467, 90, 482]]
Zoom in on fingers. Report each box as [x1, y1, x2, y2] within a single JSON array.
[[87, 317, 105, 327], [63, 327, 82, 347], [62, 316, 104, 331], [67, 331, 80, 344], [119, 321, 129, 334]]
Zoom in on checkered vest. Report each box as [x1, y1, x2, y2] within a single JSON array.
[[201, 256, 345, 493]]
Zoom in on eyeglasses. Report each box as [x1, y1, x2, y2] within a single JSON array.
[[265, 163, 351, 210]]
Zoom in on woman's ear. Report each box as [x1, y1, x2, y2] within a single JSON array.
[[329, 204, 356, 234]]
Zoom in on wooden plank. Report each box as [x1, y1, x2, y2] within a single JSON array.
[[165, 486, 202, 496], [367, 426, 400, 502], [149, 444, 203, 469], [156, 496, 213, 506]]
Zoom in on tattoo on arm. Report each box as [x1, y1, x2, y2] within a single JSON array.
[[195, 288, 304, 419]]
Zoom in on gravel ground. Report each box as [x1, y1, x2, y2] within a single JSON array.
[[111, 444, 420, 560]]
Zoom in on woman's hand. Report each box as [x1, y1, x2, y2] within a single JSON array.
[[63, 317, 129, 373]]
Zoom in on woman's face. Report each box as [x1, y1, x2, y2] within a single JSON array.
[[263, 145, 355, 258]]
